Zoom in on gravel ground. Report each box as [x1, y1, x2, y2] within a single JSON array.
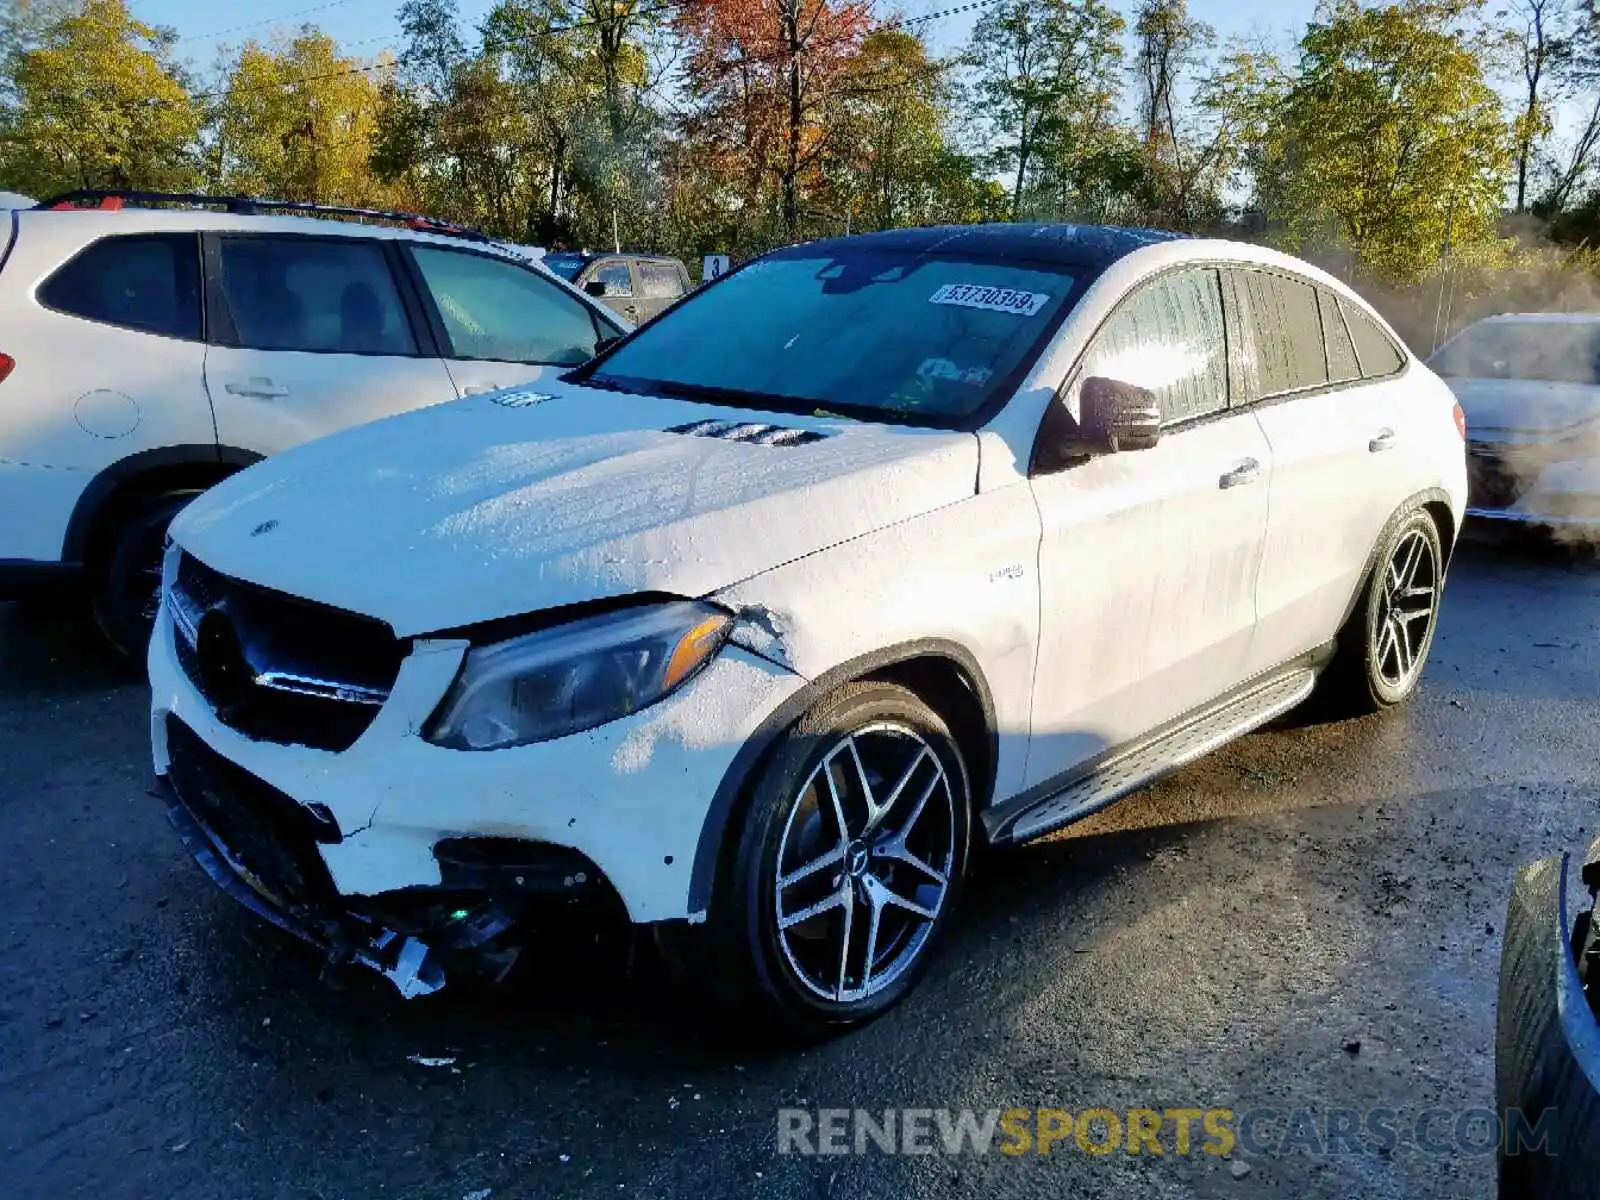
[[2, 540, 1597, 1200]]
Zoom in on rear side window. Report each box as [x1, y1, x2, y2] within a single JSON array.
[[39, 234, 201, 341], [1233, 270, 1327, 397], [638, 261, 685, 300], [590, 261, 633, 297], [1320, 289, 1361, 383], [1080, 267, 1229, 425], [412, 246, 605, 365], [1342, 299, 1405, 378], [217, 237, 416, 355]]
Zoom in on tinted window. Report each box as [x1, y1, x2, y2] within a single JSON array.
[[1236, 271, 1327, 396], [1079, 268, 1228, 424], [218, 237, 415, 355], [40, 234, 201, 340], [582, 249, 1085, 425], [1320, 289, 1361, 383], [1430, 320, 1600, 384], [412, 246, 607, 365], [1342, 299, 1405, 378], [591, 261, 633, 297], [638, 261, 685, 300]]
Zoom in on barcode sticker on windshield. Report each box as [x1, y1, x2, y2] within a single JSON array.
[[930, 284, 1050, 316]]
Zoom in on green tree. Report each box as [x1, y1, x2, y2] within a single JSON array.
[[210, 31, 390, 205], [1267, 0, 1511, 282], [1131, 0, 1217, 226], [0, 0, 199, 195], [963, 0, 1126, 220]]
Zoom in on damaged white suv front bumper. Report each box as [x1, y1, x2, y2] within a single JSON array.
[[148, 554, 805, 996]]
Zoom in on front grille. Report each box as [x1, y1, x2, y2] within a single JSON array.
[[1467, 446, 1522, 511], [165, 716, 340, 914], [172, 553, 407, 752]]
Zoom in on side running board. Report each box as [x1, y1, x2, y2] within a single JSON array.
[[988, 667, 1318, 846]]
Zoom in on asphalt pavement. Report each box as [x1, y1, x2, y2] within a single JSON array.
[[3, 539, 1598, 1200]]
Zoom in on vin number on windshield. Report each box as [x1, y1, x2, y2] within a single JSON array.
[[929, 284, 1050, 316]]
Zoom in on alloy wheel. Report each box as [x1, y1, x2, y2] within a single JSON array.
[[1373, 527, 1439, 689], [772, 722, 958, 1004]]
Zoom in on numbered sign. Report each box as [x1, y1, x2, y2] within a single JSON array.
[[702, 254, 730, 282]]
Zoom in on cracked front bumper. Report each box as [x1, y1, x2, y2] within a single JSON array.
[[148, 594, 807, 936]]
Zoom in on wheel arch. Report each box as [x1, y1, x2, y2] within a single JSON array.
[[1336, 487, 1455, 632], [685, 639, 998, 916], [61, 445, 261, 567]]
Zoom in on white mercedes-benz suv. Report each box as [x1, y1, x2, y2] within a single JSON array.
[[150, 224, 1468, 1034]]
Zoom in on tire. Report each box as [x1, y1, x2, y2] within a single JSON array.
[[1320, 507, 1445, 715], [691, 681, 973, 1039], [91, 492, 199, 660]]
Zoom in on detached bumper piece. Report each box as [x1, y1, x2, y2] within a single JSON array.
[[159, 716, 611, 999], [1495, 841, 1600, 1198]]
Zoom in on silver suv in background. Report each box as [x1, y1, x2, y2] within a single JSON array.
[[1430, 313, 1600, 535]]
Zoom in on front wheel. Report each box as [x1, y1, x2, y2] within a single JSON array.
[[92, 492, 199, 659], [1322, 508, 1445, 714], [699, 682, 972, 1038]]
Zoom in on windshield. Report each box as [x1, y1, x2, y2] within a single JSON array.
[[1430, 321, 1600, 385], [542, 253, 587, 281], [575, 249, 1086, 425]]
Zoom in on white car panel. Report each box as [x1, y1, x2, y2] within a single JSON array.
[[1025, 415, 1272, 787], [204, 344, 460, 455], [169, 384, 981, 637], [1247, 382, 1410, 674]]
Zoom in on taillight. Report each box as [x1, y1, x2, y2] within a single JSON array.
[[1452, 401, 1467, 440], [0, 353, 13, 385]]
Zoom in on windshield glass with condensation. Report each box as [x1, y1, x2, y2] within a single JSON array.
[[580, 250, 1083, 424], [1431, 321, 1600, 385]]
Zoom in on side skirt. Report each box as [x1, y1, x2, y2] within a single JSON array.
[[984, 644, 1333, 847]]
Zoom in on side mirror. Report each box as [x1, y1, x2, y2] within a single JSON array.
[[1079, 376, 1161, 452], [584, 279, 607, 297]]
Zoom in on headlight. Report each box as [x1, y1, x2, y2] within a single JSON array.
[[423, 601, 733, 750]]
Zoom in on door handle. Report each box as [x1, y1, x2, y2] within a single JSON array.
[[462, 384, 501, 395], [224, 378, 288, 399], [1369, 428, 1397, 453], [1219, 458, 1261, 489]]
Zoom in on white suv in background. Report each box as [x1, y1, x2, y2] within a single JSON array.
[[151, 224, 1467, 1035], [0, 190, 627, 654]]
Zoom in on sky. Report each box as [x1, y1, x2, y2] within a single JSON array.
[[128, 0, 1316, 81]]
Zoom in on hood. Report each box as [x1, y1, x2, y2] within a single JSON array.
[[172, 381, 979, 636], [1444, 376, 1600, 440]]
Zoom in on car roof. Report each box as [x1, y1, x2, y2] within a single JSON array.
[[788, 222, 1190, 270], [15, 205, 508, 253]]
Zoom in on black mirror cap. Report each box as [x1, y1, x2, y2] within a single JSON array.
[[1080, 376, 1161, 452]]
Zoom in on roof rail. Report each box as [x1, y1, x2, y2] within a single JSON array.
[[32, 190, 494, 243]]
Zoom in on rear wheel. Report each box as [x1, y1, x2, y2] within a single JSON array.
[[92, 492, 199, 659], [692, 682, 972, 1038], [1321, 508, 1445, 714]]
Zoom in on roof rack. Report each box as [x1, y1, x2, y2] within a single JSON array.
[[32, 190, 494, 243]]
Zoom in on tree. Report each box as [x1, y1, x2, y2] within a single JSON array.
[[1498, 0, 1575, 212], [1130, 0, 1216, 225], [676, 0, 872, 240], [0, 0, 199, 195], [1266, 0, 1511, 282], [210, 31, 390, 205], [963, 0, 1126, 220]]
